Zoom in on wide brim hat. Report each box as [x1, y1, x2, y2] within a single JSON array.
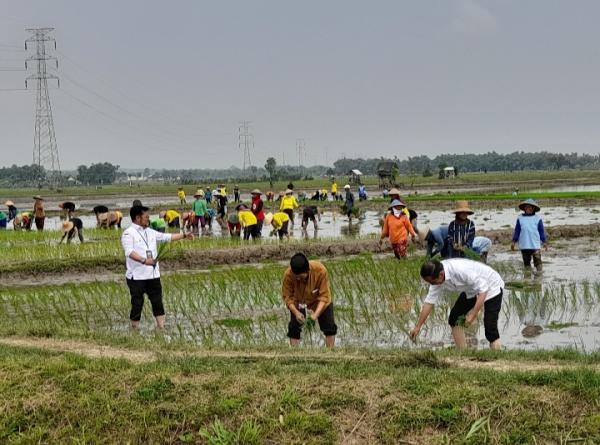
[[452, 200, 474, 215], [4, 200, 14, 207], [285, 189, 293, 194], [264, 212, 274, 226], [251, 189, 262, 195], [518, 198, 540, 212], [32, 195, 44, 201], [388, 199, 406, 210], [193, 189, 204, 197], [62, 220, 74, 233], [344, 184, 350, 189], [389, 188, 400, 196]]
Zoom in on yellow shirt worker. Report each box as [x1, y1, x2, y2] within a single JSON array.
[[279, 189, 299, 225], [236, 204, 260, 240], [264, 211, 290, 240]]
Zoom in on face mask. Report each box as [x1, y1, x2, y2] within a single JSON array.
[[392, 208, 402, 217]]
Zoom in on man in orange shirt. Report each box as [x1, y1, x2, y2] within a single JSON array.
[[281, 253, 337, 348], [380, 199, 418, 259]]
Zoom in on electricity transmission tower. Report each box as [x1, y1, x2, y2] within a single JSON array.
[[296, 138, 306, 169], [25, 27, 61, 187], [238, 121, 254, 172]]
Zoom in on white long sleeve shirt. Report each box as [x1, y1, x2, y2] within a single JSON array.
[[423, 259, 504, 305], [121, 223, 172, 280]]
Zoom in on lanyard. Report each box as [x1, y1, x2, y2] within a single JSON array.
[[137, 227, 150, 249]]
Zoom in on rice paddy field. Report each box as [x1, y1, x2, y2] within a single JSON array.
[[2, 183, 600, 443]]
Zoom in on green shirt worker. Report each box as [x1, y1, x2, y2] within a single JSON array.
[[410, 259, 504, 350]]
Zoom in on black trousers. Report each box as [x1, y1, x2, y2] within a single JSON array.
[[521, 249, 542, 268], [126, 278, 164, 321], [283, 209, 294, 224], [243, 224, 260, 240], [448, 290, 503, 342], [287, 304, 337, 339], [278, 221, 289, 239]]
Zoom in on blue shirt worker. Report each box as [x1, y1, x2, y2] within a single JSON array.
[[511, 198, 547, 272], [423, 224, 450, 258]]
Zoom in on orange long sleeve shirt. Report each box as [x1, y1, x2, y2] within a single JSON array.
[[282, 261, 332, 311], [381, 213, 416, 244]]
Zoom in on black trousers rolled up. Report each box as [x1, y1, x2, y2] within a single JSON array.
[[126, 278, 164, 321], [287, 304, 337, 340], [448, 290, 503, 342]]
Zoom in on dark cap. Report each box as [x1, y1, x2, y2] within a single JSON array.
[[130, 205, 149, 221], [290, 253, 309, 274]]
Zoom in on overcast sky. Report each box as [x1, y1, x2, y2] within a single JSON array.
[[1, 1, 599, 170]]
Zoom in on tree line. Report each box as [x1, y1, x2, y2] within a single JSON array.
[[1, 151, 599, 187]]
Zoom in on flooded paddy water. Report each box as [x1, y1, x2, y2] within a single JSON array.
[[2, 235, 600, 352], [19, 204, 600, 239]]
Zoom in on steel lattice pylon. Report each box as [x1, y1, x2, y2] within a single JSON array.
[[25, 27, 61, 187]]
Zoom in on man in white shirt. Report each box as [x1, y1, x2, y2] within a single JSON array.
[[121, 205, 192, 330], [409, 258, 504, 350]]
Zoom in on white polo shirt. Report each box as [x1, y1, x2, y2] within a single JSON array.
[[121, 223, 172, 280], [423, 258, 504, 305]]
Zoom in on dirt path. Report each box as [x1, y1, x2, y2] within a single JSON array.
[[1, 336, 597, 373]]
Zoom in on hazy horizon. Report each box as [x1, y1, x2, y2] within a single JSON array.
[[1, 1, 599, 170]]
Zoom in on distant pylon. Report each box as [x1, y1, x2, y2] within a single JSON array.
[[238, 121, 254, 172], [296, 138, 306, 168], [25, 27, 61, 187]]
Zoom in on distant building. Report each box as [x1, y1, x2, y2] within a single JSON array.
[[443, 166, 456, 178], [376, 161, 396, 189], [347, 169, 363, 185]]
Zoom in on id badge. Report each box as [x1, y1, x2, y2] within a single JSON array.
[[146, 250, 153, 259]]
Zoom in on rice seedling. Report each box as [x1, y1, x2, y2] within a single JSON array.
[[1, 253, 599, 350]]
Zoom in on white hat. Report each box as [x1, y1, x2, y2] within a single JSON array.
[[264, 212, 274, 226], [344, 184, 350, 189]]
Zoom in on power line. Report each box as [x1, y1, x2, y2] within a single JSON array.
[[57, 49, 235, 140]]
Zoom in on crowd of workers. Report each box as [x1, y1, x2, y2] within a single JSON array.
[[2, 182, 549, 351]]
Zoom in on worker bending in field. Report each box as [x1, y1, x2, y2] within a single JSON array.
[[410, 259, 504, 350], [237, 203, 260, 240], [264, 211, 290, 240], [60, 218, 84, 244], [282, 253, 337, 348], [160, 210, 181, 230], [301, 205, 321, 231]]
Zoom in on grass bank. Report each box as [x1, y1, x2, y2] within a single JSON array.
[[1, 342, 600, 444]]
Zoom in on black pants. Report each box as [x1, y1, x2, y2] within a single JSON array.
[[168, 217, 180, 228], [278, 221, 289, 240], [448, 290, 503, 342], [34, 217, 45, 231], [283, 209, 294, 224], [521, 250, 542, 269], [126, 278, 165, 321], [256, 219, 263, 237], [243, 224, 259, 240], [287, 304, 337, 339]]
